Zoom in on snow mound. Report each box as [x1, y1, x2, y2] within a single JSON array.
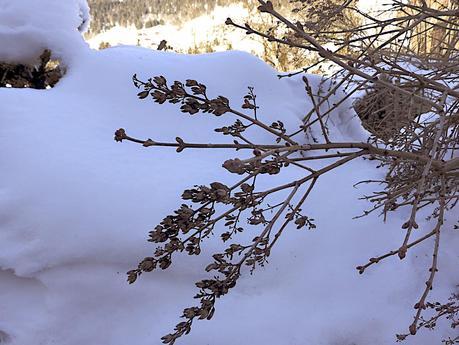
[[0, 0, 89, 65], [0, 2, 457, 345]]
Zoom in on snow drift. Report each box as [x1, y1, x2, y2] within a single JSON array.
[[0, 1, 457, 345]]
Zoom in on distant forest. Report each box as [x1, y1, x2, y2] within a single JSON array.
[[86, 0, 254, 36]]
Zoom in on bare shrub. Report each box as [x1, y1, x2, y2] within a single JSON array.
[[116, 1, 459, 344], [353, 73, 431, 141]]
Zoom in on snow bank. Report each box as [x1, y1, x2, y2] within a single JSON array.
[[0, 2, 457, 345], [0, 0, 89, 65]]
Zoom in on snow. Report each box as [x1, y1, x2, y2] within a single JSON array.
[[0, 1, 458, 345], [87, 4, 263, 55], [0, 0, 89, 65], [357, 0, 387, 13]]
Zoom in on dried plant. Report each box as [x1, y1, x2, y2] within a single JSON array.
[[116, 1, 459, 344], [0, 49, 62, 89], [396, 291, 459, 343]]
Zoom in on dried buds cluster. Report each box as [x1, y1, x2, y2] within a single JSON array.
[[223, 157, 282, 175], [134, 74, 230, 116]]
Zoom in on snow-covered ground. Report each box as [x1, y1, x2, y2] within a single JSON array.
[[87, 1, 387, 56], [87, 4, 263, 55], [0, 1, 458, 345]]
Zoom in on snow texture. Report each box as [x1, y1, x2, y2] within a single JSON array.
[[0, 1, 457, 345], [0, 0, 89, 65]]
